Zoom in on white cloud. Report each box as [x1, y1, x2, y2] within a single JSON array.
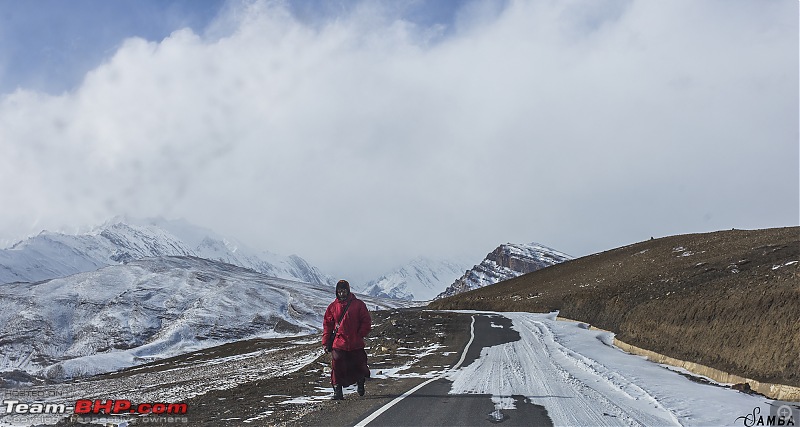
[[0, 0, 797, 283]]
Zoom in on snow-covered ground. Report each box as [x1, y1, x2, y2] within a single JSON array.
[[0, 336, 324, 427], [447, 312, 794, 426], [1, 311, 794, 426], [0, 256, 410, 380]]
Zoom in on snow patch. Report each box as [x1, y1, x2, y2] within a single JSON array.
[[772, 260, 798, 270]]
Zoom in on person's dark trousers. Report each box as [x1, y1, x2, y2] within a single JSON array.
[[331, 348, 370, 388]]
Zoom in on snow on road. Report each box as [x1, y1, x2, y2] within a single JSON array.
[[2, 311, 790, 427], [447, 312, 784, 426]]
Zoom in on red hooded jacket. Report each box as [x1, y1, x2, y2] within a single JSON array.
[[322, 293, 371, 351]]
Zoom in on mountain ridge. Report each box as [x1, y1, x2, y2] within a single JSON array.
[[0, 255, 407, 381], [435, 242, 573, 299], [0, 217, 334, 286], [359, 256, 472, 301]]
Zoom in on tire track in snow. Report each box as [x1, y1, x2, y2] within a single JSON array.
[[526, 317, 680, 426], [448, 313, 681, 426]]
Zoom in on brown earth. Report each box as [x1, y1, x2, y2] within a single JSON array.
[[428, 227, 800, 388]]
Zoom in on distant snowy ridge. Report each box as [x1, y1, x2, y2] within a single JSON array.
[[436, 242, 572, 299], [0, 217, 334, 286], [360, 257, 471, 301], [0, 256, 406, 380]]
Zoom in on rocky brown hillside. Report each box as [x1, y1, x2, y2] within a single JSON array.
[[428, 227, 800, 388]]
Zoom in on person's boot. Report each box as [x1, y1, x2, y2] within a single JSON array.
[[357, 379, 365, 396], [332, 385, 344, 400]]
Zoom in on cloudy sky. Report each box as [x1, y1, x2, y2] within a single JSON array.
[[0, 0, 797, 284]]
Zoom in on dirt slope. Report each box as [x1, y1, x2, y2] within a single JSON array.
[[428, 227, 800, 387]]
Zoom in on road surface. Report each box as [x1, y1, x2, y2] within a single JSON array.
[[355, 313, 554, 426], [322, 311, 788, 427]]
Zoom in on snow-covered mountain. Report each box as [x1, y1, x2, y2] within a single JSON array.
[[0, 217, 334, 286], [435, 242, 572, 299], [359, 257, 471, 301], [0, 256, 405, 381]]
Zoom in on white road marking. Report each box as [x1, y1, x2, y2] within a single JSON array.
[[355, 315, 476, 427]]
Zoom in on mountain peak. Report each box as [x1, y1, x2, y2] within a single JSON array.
[[435, 242, 572, 300], [360, 256, 472, 301], [0, 217, 334, 286]]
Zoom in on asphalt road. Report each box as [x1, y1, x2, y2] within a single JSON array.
[[354, 313, 554, 427]]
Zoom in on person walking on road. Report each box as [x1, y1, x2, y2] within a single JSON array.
[[323, 279, 372, 400]]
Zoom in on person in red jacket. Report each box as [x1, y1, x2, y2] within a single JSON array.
[[322, 279, 371, 400]]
